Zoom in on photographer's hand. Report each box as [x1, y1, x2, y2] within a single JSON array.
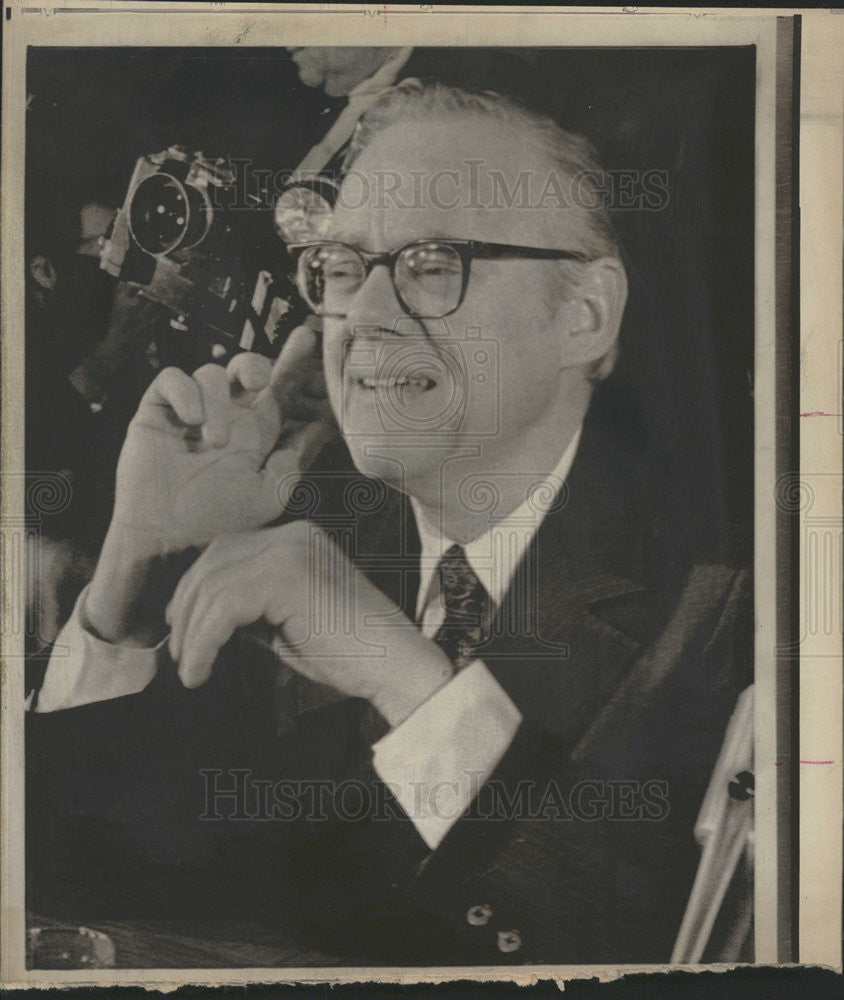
[[85, 325, 335, 646]]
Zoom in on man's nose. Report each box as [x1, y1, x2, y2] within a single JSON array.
[[345, 264, 408, 337]]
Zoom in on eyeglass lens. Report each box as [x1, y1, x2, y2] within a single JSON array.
[[298, 243, 464, 318]]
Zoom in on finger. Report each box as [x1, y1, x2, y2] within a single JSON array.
[[272, 361, 331, 424], [167, 569, 199, 664], [259, 423, 335, 518], [167, 587, 189, 664], [264, 325, 320, 414], [192, 363, 232, 447], [177, 560, 278, 688], [254, 452, 299, 524], [141, 367, 204, 427], [167, 542, 231, 661], [168, 532, 276, 658], [168, 554, 231, 679], [177, 591, 241, 688], [227, 351, 273, 399]]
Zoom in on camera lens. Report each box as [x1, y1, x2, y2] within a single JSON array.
[[128, 172, 211, 256], [129, 174, 189, 255], [274, 184, 334, 243]]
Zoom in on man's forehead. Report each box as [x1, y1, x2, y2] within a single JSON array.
[[332, 116, 563, 247], [346, 116, 541, 192]]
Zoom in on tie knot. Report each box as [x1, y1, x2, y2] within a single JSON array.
[[438, 544, 486, 614]]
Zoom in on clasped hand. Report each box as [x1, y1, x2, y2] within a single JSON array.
[[165, 523, 454, 728]]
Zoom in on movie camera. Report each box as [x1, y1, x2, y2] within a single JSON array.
[[100, 146, 336, 364]]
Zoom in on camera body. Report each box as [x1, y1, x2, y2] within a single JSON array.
[[100, 147, 304, 362]]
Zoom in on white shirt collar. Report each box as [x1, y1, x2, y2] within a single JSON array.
[[411, 426, 583, 620]]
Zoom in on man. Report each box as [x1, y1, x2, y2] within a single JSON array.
[[27, 81, 751, 965]]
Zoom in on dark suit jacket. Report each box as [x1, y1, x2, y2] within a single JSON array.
[[26, 405, 752, 966]]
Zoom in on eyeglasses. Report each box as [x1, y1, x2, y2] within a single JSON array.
[[288, 239, 590, 320]]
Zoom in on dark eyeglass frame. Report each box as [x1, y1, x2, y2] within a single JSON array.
[[287, 238, 591, 319]]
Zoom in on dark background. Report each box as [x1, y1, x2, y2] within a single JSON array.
[[24, 44, 755, 585]]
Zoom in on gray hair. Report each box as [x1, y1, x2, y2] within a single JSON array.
[[345, 77, 621, 258], [344, 78, 622, 381]]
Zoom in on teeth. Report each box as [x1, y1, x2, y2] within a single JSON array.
[[359, 376, 435, 390]]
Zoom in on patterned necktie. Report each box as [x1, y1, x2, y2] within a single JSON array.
[[432, 544, 490, 672]]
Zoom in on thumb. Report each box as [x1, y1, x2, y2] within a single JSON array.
[[255, 422, 334, 517]]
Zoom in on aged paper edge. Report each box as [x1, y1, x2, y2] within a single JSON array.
[[796, 10, 844, 971]]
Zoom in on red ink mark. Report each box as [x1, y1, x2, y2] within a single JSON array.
[[799, 760, 835, 764], [800, 411, 843, 417]]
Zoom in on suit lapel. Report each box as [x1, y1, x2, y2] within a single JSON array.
[[352, 484, 421, 620], [480, 510, 651, 748], [478, 413, 667, 748]]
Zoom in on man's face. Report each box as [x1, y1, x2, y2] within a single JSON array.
[[322, 115, 593, 494], [287, 47, 396, 97]]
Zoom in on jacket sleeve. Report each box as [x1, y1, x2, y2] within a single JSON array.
[[25, 635, 290, 921]]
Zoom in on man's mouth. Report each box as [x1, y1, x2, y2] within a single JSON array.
[[357, 375, 437, 392]]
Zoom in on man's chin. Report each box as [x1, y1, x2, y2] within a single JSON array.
[[345, 444, 408, 490]]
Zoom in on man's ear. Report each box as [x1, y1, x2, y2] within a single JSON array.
[[551, 258, 628, 367]]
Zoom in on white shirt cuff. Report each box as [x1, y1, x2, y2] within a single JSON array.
[[35, 585, 166, 713], [371, 660, 522, 850]]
